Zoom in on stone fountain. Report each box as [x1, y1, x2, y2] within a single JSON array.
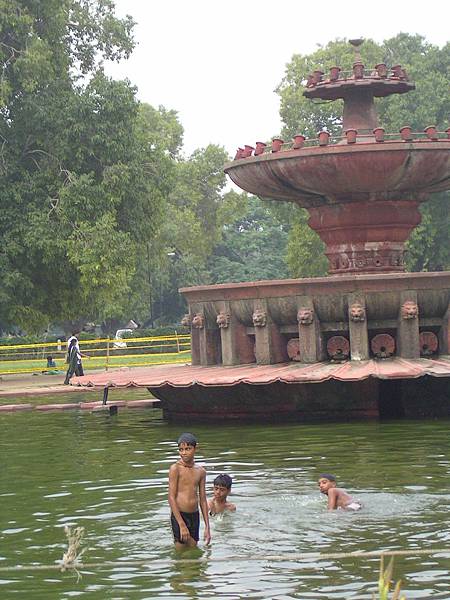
[[75, 41, 450, 422], [174, 41, 450, 421]]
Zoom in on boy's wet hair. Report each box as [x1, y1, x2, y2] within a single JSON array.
[[319, 473, 336, 482], [213, 474, 232, 488], [177, 432, 197, 447]]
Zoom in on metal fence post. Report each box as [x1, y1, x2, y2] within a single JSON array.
[[106, 337, 110, 371]]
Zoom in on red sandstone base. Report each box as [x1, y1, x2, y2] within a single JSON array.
[[71, 359, 450, 423], [149, 376, 450, 423]]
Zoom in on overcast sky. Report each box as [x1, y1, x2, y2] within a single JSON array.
[[106, 0, 448, 158]]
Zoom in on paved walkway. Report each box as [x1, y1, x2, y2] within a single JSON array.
[[0, 372, 96, 398], [0, 372, 159, 412]]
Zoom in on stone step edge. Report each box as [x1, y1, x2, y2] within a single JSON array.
[[0, 399, 160, 412]]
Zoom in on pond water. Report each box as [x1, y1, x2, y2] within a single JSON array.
[[1, 402, 449, 599]]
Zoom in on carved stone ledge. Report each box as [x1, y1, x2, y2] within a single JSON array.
[[328, 249, 404, 274]]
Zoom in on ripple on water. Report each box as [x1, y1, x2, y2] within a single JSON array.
[[1, 411, 450, 597]]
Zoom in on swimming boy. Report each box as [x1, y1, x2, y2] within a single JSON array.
[[318, 474, 362, 511], [168, 432, 211, 549], [208, 474, 236, 516]]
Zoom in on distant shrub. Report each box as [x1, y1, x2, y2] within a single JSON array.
[[122, 326, 189, 339]]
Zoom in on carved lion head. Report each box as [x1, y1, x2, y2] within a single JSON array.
[[401, 301, 418, 320], [252, 309, 267, 327], [180, 314, 191, 328], [216, 312, 230, 328], [191, 313, 205, 329], [349, 302, 366, 322], [297, 307, 314, 326]]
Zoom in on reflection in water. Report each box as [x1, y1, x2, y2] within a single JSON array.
[[169, 548, 210, 599], [0, 409, 449, 598]]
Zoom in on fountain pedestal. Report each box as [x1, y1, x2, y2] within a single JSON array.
[[307, 200, 422, 274]]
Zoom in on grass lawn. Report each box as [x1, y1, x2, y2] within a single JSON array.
[[0, 352, 191, 375]]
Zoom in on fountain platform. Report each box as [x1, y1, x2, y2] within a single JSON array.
[[74, 269, 450, 422], [72, 355, 450, 422]]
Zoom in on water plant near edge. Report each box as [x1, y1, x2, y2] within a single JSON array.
[[374, 556, 406, 600]]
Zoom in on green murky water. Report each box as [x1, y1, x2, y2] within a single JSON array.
[[1, 400, 449, 599]]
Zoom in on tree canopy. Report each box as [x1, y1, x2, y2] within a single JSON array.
[[126, 143, 233, 327], [208, 194, 289, 284], [0, 0, 174, 332]]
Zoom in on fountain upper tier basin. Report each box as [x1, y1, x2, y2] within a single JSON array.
[[303, 75, 415, 101], [225, 140, 450, 207]]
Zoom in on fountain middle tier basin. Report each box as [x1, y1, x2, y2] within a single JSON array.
[[226, 140, 450, 274], [224, 141, 450, 206]]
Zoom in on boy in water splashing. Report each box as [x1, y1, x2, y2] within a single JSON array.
[[318, 474, 362, 511], [168, 433, 211, 549], [208, 474, 236, 516]]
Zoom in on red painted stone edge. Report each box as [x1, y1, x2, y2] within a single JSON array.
[[0, 400, 157, 413], [79, 401, 127, 409], [127, 399, 160, 408], [36, 403, 81, 411]]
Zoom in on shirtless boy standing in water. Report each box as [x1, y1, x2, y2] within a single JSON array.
[[318, 474, 362, 511], [168, 433, 211, 549]]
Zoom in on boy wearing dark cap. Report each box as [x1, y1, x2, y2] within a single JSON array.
[[318, 474, 362, 511], [168, 432, 211, 549], [208, 474, 236, 516]]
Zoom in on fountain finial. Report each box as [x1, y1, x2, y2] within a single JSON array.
[[349, 38, 364, 63]]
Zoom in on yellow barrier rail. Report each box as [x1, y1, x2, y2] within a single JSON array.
[[0, 342, 191, 358], [0, 334, 191, 375], [0, 350, 191, 365], [0, 334, 190, 351]]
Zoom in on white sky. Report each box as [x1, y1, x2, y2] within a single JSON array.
[[106, 0, 448, 158]]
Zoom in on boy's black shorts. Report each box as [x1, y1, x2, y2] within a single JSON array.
[[170, 510, 200, 543]]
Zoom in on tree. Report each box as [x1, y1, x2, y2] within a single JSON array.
[[149, 192, 291, 325], [138, 103, 184, 159], [286, 210, 328, 278], [377, 35, 450, 271], [276, 35, 450, 275], [0, 1, 175, 332], [166, 144, 231, 264], [127, 144, 232, 326], [208, 194, 289, 283]]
